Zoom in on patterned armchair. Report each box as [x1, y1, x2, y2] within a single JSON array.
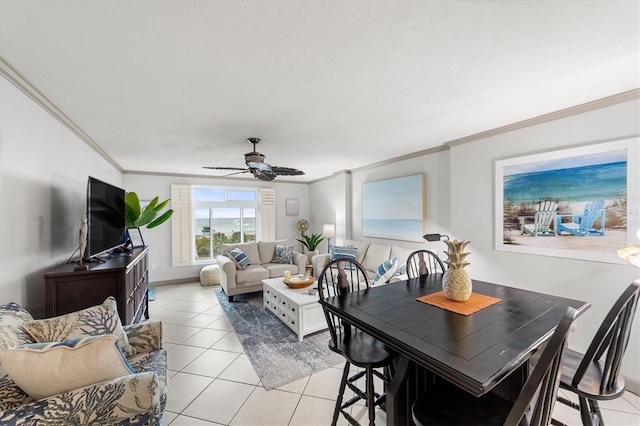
[[0, 302, 167, 425]]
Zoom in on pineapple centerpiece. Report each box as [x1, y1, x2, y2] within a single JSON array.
[[442, 239, 472, 301]]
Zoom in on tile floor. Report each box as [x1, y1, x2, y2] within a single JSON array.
[[151, 282, 640, 425]]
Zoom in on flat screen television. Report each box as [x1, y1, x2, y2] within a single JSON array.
[[86, 176, 126, 259]]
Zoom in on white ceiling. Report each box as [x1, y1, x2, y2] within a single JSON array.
[[1, 1, 638, 182]]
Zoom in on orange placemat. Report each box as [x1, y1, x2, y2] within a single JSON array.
[[417, 291, 502, 316]]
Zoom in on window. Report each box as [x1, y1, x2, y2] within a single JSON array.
[[171, 185, 274, 266], [193, 187, 258, 262]]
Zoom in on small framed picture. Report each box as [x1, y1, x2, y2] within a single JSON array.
[[285, 198, 299, 216], [127, 227, 145, 247]]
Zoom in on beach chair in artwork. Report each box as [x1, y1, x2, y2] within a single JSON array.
[[520, 200, 558, 236], [556, 199, 606, 236]]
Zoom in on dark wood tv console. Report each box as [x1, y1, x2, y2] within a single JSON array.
[[44, 247, 150, 325]]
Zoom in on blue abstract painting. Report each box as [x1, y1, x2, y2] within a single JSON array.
[[362, 174, 425, 242]]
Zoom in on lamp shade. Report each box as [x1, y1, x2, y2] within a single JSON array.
[[322, 224, 336, 237], [423, 233, 449, 242], [618, 245, 640, 267]]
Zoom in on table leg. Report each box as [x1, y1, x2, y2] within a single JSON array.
[[386, 356, 412, 426]]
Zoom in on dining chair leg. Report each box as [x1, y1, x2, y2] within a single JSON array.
[[333, 362, 351, 426], [577, 395, 603, 426], [367, 368, 375, 426]]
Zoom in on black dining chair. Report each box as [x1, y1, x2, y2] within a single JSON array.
[[318, 257, 396, 426], [553, 280, 640, 426], [406, 249, 445, 279], [412, 306, 578, 426]]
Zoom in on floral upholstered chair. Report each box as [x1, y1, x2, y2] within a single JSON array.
[[0, 298, 167, 425]]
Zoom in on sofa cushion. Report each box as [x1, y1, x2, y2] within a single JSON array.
[[257, 239, 287, 264], [0, 364, 32, 410], [373, 257, 398, 286], [0, 334, 134, 400], [390, 245, 416, 268], [264, 263, 299, 278], [24, 297, 136, 358], [229, 248, 250, 270], [0, 303, 35, 351], [273, 244, 295, 264], [235, 265, 270, 285], [221, 242, 261, 265], [344, 240, 370, 264], [361, 243, 392, 273]]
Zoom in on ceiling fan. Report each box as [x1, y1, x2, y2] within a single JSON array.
[[203, 138, 305, 181]]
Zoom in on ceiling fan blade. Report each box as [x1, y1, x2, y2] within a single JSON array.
[[223, 170, 251, 177], [203, 166, 248, 171], [256, 170, 277, 181], [270, 166, 305, 176]]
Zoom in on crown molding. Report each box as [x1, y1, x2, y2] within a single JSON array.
[[446, 89, 640, 148], [0, 57, 123, 172]]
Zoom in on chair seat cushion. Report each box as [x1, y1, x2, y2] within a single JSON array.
[[559, 347, 626, 399]]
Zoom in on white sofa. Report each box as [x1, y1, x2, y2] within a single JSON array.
[[311, 239, 414, 284], [217, 240, 307, 301]]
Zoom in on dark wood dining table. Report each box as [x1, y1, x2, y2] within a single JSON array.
[[318, 275, 590, 425]]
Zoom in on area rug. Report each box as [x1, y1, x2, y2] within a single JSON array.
[[213, 287, 343, 390]]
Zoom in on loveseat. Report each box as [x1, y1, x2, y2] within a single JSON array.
[[0, 299, 167, 425], [312, 239, 415, 284], [217, 240, 307, 301]]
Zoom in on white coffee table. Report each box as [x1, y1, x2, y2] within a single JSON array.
[[262, 277, 326, 341]]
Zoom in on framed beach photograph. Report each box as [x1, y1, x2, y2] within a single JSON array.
[[362, 174, 426, 242], [285, 198, 299, 216], [495, 138, 639, 264]]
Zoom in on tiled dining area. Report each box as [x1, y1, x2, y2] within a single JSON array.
[[152, 282, 640, 425]]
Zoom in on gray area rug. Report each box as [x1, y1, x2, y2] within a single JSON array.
[[214, 287, 343, 390]]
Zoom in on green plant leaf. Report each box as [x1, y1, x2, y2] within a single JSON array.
[[125, 192, 141, 219], [125, 193, 172, 229], [147, 209, 174, 229], [296, 233, 326, 250]]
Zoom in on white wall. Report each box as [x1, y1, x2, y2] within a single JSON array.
[[450, 99, 640, 383], [123, 173, 309, 282], [309, 99, 640, 385], [0, 76, 122, 317]]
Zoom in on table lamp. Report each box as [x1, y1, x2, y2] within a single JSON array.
[[323, 223, 336, 253]]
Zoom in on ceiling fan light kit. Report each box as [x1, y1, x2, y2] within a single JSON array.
[[203, 138, 305, 181]]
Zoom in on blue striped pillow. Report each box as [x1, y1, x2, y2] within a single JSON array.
[[229, 248, 250, 270], [330, 246, 358, 262], [373, 257, 398, 286]]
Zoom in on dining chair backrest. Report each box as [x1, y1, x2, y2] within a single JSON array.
[[505, 306, 577, 426], [317, 257, 370, 346], [406, 249, 446, 279], [570, 280, 639, 392]]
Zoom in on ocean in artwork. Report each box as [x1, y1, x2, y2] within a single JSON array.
[[362, 219, 424, 241], [503, 161, 627, 206]]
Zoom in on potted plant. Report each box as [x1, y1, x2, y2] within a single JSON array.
[[125, 192, 174, 246], [296, 233, 326, 260]]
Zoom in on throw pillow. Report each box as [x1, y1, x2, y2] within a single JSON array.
[[273, 244, 294, 264], [394, 262, 407, 277], [229, 248, 250, 270], [0, 334, 134, 400], [330, 246, 358, 262], [0, 303, 36, 351], [24, 297, 136, 358], [373, 257, 398, 286]]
